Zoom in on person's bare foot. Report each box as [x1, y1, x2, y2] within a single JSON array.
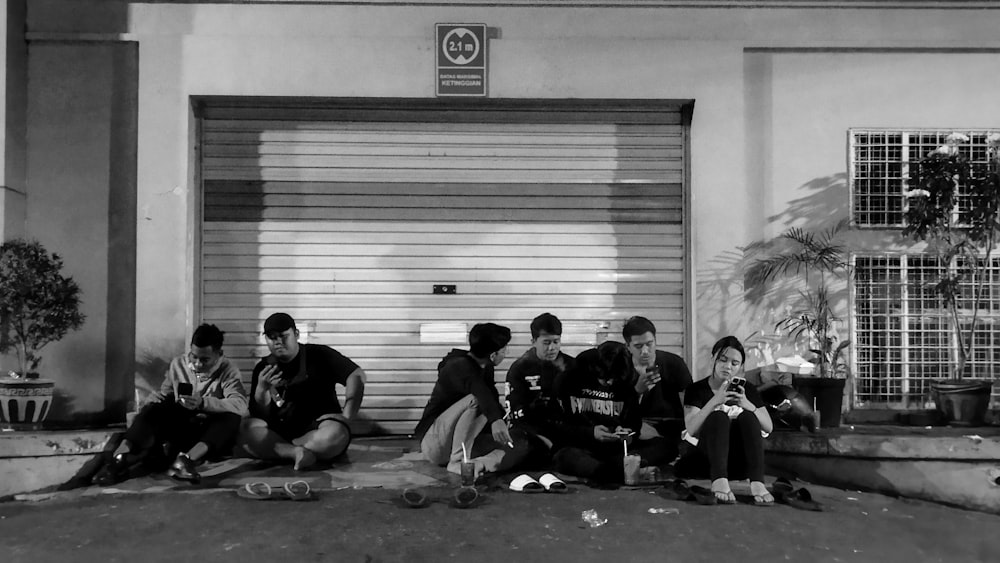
[[293, 446, 317, 471], [750, 480, 774, 505], [711, 478, 736, 504]]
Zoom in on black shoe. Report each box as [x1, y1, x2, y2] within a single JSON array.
[[166, 453, 200, 483], [93, 453, 130, 487]]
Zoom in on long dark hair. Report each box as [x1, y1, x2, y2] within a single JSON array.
[[711, 335, 745, 365]]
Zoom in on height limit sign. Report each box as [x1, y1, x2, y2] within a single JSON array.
[[436, 24, 487, 97]]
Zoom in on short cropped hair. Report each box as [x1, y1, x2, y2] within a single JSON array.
[[191, 324, 225, 351], [622, 316, 657, 341], [469, 323, 512, 357], [530, 313, 562, 339], [711, 335, 746, 364]]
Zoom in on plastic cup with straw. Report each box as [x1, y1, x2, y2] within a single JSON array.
[[622, 433, 641, 485], [460, 443, 475, 486]]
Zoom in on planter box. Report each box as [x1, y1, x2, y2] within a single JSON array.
[[792, 376, 846, 428]]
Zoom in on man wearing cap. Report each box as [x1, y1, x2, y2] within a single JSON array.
[[239, 312, 366, 470], [414, 322, 515, 477]]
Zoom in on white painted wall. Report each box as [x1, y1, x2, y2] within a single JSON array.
[[21, 1, 1000, 417]]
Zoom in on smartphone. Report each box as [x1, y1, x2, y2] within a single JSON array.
[[177, 382, 194, 397], [727, 377, 746, 393]]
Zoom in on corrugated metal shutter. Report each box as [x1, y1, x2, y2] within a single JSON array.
[[198, 101, 689, 435]]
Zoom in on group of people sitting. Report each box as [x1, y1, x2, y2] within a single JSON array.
[[94, 312, 365, 485], [415, 314, 775, 505], [92, 311, 776, 505]]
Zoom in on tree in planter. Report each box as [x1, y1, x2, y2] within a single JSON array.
[[0, 239, 85, 378], [903, 132, 1000, 380], [744, 219, 852, 378]]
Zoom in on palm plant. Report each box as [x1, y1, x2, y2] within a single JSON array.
[[744, 219, 852, 378]]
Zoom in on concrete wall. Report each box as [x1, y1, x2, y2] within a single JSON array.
[[20, 1, 1000, 421], [1, 0, 27, 241], [24, 41, 136, 423]]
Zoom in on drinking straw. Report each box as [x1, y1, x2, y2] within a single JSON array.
[[461, 443, 469, 463]]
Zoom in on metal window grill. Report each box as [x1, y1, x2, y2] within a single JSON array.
[[849, 129, 999, 229], [853, 254, 1000, 408]]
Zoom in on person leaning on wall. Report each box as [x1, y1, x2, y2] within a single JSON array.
[[93, 323, 247, 486], [675, 335, 774, 505], [238, 312, 366, 471], [414, 322, 519, 478], [504, 312, 577, 468]]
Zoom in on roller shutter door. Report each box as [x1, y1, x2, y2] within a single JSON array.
[[198, 101, 690, 435]]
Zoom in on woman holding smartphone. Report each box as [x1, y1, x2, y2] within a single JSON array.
[[677, 335, 773, 505]]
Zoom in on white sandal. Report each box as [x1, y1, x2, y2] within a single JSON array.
[[509, 474, 544, 493], [538, 473, 568, 493]]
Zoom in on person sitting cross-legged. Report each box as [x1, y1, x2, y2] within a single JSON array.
[[238, 312, 366, 470], [93, 324, 247, 485], [676, 335, 775, 505], [550, 340, 666, 485]]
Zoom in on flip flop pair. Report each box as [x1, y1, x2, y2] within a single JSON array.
[[771, 478, 822, 511], [236, 480, 315, 501], [401, 487, 480, 509], [509, 473, 568, 494]]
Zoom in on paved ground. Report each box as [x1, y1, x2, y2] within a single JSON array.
[[1, 439, 999, 563]]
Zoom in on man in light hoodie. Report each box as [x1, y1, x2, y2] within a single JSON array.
[[93, 324, 247, 485]]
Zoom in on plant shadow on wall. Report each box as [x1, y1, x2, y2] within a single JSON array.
[[901, 133, 1000, 425], [697, 173, 860, 366]]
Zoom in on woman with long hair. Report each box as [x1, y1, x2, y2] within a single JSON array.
[[677, 335, 774, 505]]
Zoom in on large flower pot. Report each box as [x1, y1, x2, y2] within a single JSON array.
[[791, 376, 846, 429], [930, 379, 994, 427], [0, 377, 54, 429]]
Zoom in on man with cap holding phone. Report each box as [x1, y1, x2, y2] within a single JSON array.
[[239, 312, 366, 470]]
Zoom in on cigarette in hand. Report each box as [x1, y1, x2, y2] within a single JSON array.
[[507, 441, 514, 448]]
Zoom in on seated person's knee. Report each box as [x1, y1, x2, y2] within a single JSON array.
[[736, 409, 761, 429], [310, 420, 350, 458]]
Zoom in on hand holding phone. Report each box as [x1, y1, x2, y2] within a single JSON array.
[[727, 376, 746, 393]]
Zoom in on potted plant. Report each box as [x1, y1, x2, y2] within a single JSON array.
[[744, 219, 852, 428], [902, 132, 1000, 426], [0, 239, 85, 428]]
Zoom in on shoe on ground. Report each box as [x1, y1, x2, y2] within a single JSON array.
[[93, 453, 130, 487], [166, 453, 201, 483]]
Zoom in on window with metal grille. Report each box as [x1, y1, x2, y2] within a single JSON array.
[[850, 129, 999, 228], [853, 254, 1000, 408]]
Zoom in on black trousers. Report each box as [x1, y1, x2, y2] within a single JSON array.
[[124, 400, 241, 468], [552, 436, 672, 483], [677, 410, 765, 482]]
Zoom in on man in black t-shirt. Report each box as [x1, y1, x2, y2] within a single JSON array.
[[239, 312, 366, 470], [622, 316, 693, 464], [505, 313, 575, 450]]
